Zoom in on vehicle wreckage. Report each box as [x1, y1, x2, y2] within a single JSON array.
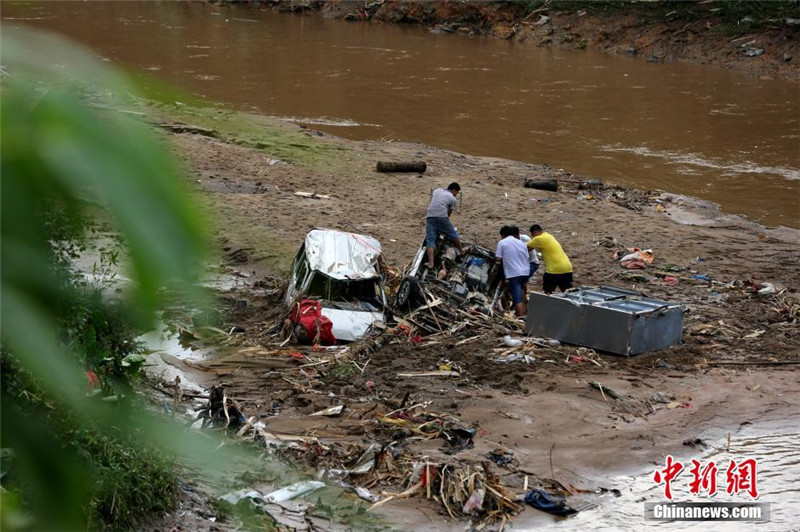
[[284, 230, 516, 343], [284, 230, 683, 354], [284, 228, 389, 343]]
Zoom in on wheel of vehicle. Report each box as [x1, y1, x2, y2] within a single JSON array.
[[395, 276, 422, 310]]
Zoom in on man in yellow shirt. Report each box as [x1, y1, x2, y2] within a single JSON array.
[[527, 224, 573, 294]]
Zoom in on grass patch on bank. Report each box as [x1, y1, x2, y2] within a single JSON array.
[[96, 67, 349, 169], [141, 100, 350, 170], [74, 427, 178, 531], [121, 68, 210, 109]]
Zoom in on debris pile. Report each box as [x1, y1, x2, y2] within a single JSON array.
[[196, 385, 247, 429], [399, 281, 523, 337]]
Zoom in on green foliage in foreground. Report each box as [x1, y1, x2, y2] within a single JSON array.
[[0, 26, 215, 531], [1, 353, 179, 531], [74, 427, 178, 531]]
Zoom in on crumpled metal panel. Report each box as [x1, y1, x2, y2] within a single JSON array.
[[304, 228, 382, 281], [525, 286, 684, 356], [321, 308, 385, 342]]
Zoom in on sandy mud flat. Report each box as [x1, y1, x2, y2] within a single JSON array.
[[140, 103, 799, 531]]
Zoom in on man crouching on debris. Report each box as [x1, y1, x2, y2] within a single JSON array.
[[495, 225, 530, 317], [527, 224, 573, 294], [425, 182, 464, 270]]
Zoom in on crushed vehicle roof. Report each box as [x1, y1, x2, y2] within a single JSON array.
[[304, 228, 382, 281]]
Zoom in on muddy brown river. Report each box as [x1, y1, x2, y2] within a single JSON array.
[[4, 5, 798, 530], [4, 1, 798, 227]]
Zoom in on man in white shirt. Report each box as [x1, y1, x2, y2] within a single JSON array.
[[495, 225, 530, 317], [519, 231, 540, 279], [425, 182, 464, 269]]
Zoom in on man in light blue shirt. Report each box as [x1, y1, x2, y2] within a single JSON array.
[[425, 182, 464, 269], [495, 225, 530, 317]]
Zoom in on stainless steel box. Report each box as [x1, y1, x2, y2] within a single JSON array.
[[525, 286, 684, 356]]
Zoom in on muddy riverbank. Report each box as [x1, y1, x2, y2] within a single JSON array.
[[267, 0, 800, 82], [134, 100, 799, 530]]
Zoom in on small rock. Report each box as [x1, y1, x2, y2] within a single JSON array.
[[652, 392, 672, 404]]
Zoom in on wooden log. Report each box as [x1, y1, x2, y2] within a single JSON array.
[[376, 161, 427, 173], [589, 381, 621, 399], [157, 123, 219, 138], [523, 178, 558, 191]]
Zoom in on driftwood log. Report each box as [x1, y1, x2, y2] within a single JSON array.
[[523, 178, 558, 191], [376, 161, 427, 173]]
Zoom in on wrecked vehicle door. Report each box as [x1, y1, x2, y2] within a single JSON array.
[[395, 234, 501, 314], [285, 229, 388, 342]]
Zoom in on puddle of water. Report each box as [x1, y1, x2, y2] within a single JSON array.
[[138, 321, 211, 394], [139, 322, 206, 362]]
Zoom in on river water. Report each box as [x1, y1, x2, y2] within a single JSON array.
[[4, 1, 798, 227], [522, 427, 800, 532]]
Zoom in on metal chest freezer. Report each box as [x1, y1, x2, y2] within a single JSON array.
[[525, 286, 684, 356]]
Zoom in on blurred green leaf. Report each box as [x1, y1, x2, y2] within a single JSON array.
[[0, 26, 241, 531]]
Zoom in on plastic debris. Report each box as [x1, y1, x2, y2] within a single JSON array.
[[441, 426, 476, 454], [488, 449, 516, 466], [218, 489, 265, 505], [524, 489, 577, 516], [663, 276, 679, 286], [264, 480, 325, 503], [326, 443, 380, 477], [310, 405, 345, 417], [354, 486, 382, 502], [494, 353, 535, 364], [758, 283, 776, 295], [503, 335, 524, 347], [683, 438, 708, 448], [462, 487, 486, 513]]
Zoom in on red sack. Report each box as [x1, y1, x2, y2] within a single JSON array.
[[289, 299, 337, 346]]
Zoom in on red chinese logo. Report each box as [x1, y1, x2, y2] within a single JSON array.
[[725, 459, 759, 499], [688, 459, 718, 496], [653, 455, 684, 500], [654, 456, 760, 500]]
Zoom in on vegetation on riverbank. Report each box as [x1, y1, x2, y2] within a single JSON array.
[[1, 28, 210, 530], [519, 0, 800, 33]]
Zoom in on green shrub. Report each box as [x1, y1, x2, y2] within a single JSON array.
[[74, 428, 178, 531]]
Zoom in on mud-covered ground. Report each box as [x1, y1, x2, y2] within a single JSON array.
[[139, 102, 799, 531], [267, 0, 800, 82]]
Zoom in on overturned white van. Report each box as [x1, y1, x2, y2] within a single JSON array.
[[284, 229, 388, 342]]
